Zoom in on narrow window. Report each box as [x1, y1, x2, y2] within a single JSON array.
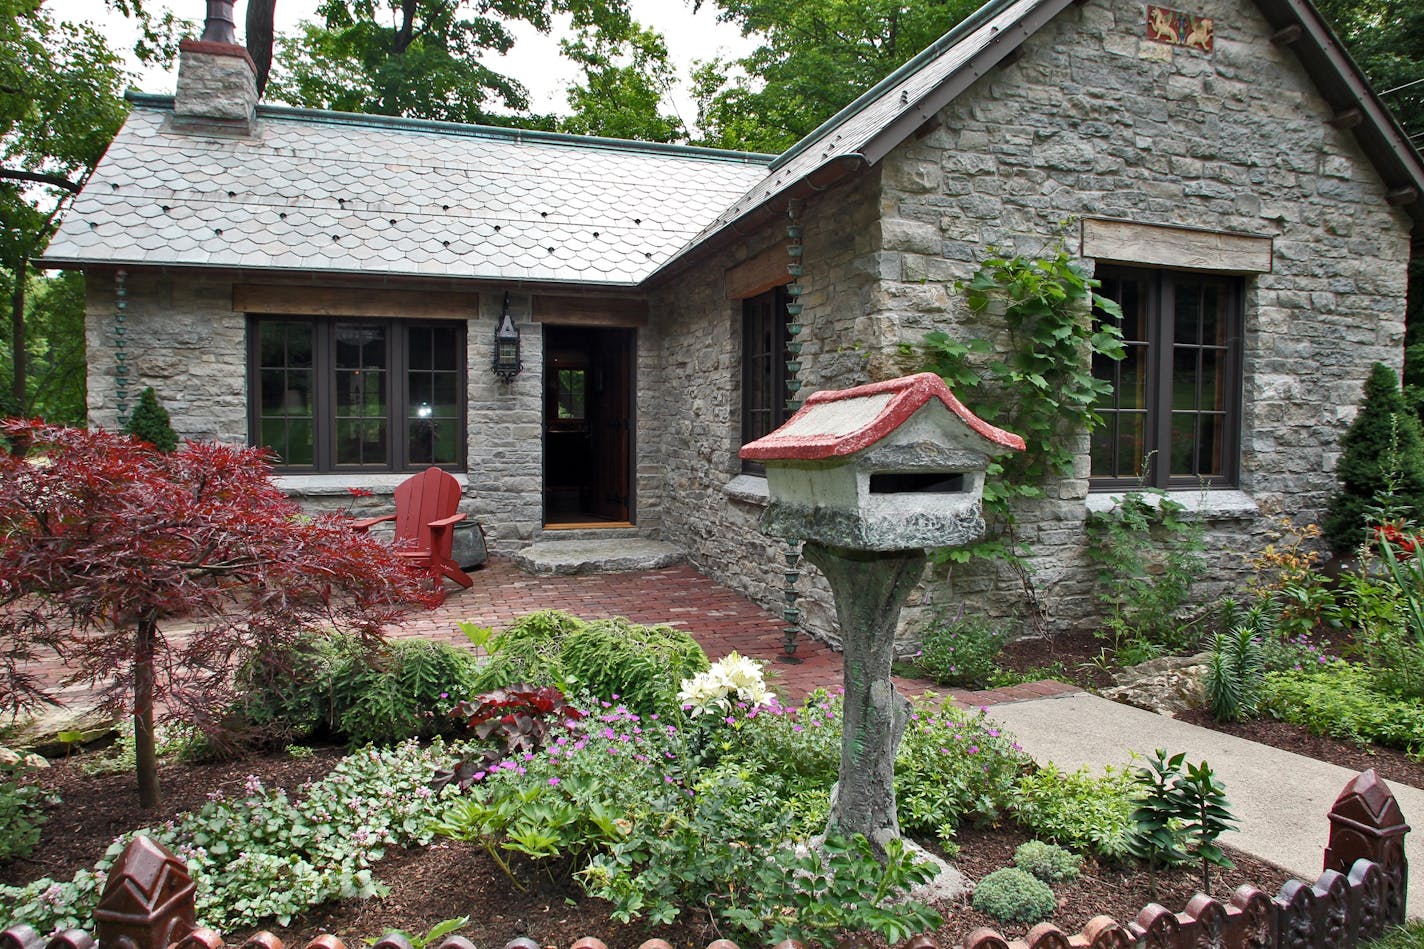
[[741, 286, 789, 473]]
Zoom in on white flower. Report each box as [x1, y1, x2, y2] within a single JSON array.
[[676, 652, 771, 715]]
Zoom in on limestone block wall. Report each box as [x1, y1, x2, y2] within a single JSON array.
[[872, 0, 1411, 635]]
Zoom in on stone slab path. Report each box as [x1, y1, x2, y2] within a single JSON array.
[[987, 691, 1423, 919]]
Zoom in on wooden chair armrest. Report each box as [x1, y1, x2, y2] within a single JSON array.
[[349, 513, 397, 532], [426, 512, 468, 530]]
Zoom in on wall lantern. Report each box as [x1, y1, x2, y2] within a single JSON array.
[[492, 292, 522, 383]]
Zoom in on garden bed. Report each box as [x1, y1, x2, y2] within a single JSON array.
[[3, 750, 1295, 949]]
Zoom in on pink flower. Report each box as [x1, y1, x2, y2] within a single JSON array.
[[548, 777, 561, 786]]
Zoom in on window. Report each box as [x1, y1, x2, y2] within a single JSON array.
[[1090, 267, 1242, 488], [741, 286, 789, 473], [250, 317, 466, 472]]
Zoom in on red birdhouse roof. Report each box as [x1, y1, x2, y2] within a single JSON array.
[[739, 372, 1024, 462]]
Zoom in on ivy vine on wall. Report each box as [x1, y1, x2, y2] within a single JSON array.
[[912, 237, 1125, 623]]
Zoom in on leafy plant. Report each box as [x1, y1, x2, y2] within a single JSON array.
[[916, 239, 1125, 630], [1262, 664, 1424, 753], [364, 917, 469, 949], [1173, 758, 1237, 892], [0, 423, 434, 806], [1086, 489, 1206, 656], [1125, 750, 1237, 896], [915, 611, 1009, 688], [331, 639, 484, 747], [1204, 627, 1264, 722], [437, 684, 586, 791], [0, 756, 56, 861], [972, 866, 1056, 925], [122, 387, 179, 452], [1010, 763, 1135, 859], [1013, 840, 1082, 883], [1324, 363, 1424, 554]]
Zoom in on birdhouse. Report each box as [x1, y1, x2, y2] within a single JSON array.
[[740, 372, 1025, 551]]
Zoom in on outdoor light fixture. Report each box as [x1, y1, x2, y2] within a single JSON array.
[[492, 292, 522, 383]]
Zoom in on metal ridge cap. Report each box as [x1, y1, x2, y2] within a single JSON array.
[[124, 93, 777, 166], [766, 0, 1027, 173]]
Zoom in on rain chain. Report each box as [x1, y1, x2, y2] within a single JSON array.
[[781, 203, 805, 659], [115, 268, 129, 423]]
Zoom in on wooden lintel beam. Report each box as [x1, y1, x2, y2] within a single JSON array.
[[233, 283, 477, 319], [726, 240, 793, 301], [531, 295, 648, 327]]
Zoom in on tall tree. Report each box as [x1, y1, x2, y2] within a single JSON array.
[[690, 0, 982, 153], [559, 20, 686, 142], [0, 269, 87, 424], [0, 0, 128, 416], [266, 0, 633, 126], [1315, 0, 1423, 141]]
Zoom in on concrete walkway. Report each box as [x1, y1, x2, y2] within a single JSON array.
[[987, 690, 1423, 919]]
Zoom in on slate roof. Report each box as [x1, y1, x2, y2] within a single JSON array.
[[43, 101, 773, 286]]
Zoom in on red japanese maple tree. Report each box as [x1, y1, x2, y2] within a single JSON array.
[[0, 421, 439, 806]]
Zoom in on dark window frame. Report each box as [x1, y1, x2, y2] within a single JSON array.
[[740, 286, 790, 475], [1090, 266, 1243, 491], [248, 315, 468, 473]]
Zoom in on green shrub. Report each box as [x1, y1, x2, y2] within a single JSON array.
[[1262, 664, 1424, 753], [1010, 763, 1135, 859], [1204, 627, 1264, 722], [1013, 840, 1081, 883], [0, 756, 56, 861], [915, 612, 1009, 688], [972, 867, 1056, 925], [234, 634, 482, 748], [123, 387, 179, 452], [1324, 363, 1424, 554], [473, 610, 709, 713]]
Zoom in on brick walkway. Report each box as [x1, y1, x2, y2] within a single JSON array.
[[389, 556, 1078, 708], [17, 556, 1078, 711]]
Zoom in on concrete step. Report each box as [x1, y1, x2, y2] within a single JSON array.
[[514, 538, 686, 575]]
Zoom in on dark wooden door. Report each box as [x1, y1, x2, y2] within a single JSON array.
[[591, 330, 633, 521]]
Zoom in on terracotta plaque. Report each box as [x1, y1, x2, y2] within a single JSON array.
[[1146, 6, 1214, 52]]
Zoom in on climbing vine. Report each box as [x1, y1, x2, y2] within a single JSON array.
[[915, 239, 1125, 606]]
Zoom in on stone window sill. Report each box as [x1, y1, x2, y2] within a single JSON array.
[[1084, 488, 1258, 520], [724, 473, 770, 506], [274, 472, 469, 497]]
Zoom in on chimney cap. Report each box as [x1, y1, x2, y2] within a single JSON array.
[[201, 0, 238, 45]]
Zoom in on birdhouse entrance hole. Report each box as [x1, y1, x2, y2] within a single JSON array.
[[868, 472, 965, 495]]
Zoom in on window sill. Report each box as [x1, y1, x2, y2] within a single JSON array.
[[1084, 488, 1258, 520], [724, 473, 770, 506], [274, 472, 469, 497]]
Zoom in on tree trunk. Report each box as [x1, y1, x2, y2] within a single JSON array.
[[134, 614, 160, 808], [10, 254, 27, 415]]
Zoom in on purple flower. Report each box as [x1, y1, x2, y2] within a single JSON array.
[[548, 777, 561, 786]]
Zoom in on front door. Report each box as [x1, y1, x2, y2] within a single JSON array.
[[543, 326, 634, 526]]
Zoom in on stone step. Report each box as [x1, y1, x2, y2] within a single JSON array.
[[514, 539, 686, 575]]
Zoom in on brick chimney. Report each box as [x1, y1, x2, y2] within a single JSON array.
[[174, 0, 258, 133]]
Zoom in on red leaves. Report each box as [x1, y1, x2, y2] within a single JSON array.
[[1372, 522, 1419, 558], [0, 421, 439, 717]]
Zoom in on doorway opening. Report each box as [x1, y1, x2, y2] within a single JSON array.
[[542, 325, 635, 527]]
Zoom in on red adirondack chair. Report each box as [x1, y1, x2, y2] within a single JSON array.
[[351, 467, 476, 600]]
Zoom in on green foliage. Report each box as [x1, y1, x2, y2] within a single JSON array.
[[1010, 763, 1135, 859], [1262, 664, 1424, 754], [1324, 364, 1424, 554], [558, 21, 685, 142], [268, 0, 638, 127], [1313, 0, 1423, 141], [1361, 921, 1424, 949], [0, 756, 55, 861], [0, 740, 456, 933], [1013, 840, 1082, 883], [971, 867, 1056, 925], [1374, 532, 1424, 650], [1126, 750, 1237, 895], [473, 610, 710, 713], [914, 611, 1008, 688], [691, 0, 982, 152], [234, 634, 482, 748], [915, 241, 1124, 617], [364, 917, 469, 949], [0, 271, 86, 425], [1086, 490, 1205, 656], [123, 387, 178, 452], [1204, 627, 1264, 722]]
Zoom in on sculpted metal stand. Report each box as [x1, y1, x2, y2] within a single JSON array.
[[742, 373, 1024, 855]]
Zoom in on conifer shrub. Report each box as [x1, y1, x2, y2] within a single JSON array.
[[123, 387, 179, 452], [972, 867, 1056, 925], [1323, 363, 1424, 554], [1013, 840, 1082, 883]]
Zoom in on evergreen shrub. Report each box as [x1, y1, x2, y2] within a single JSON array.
[[1013, 840, 1082, 883], [123, 387, 179, 452], [972, 867, 1056, 925]]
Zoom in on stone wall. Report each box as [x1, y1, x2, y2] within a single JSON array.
[[870, 0, 1412, 637]]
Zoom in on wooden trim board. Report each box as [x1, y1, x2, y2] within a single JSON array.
[[1081, 218, 1274, 274], [532, 295, 649, 327], [234, 284, 478, 319]]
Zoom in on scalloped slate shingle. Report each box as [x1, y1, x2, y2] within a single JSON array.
[[44, 105, 773, 286]]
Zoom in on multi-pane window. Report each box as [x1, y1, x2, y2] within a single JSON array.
[[252, 318, 465, 472], [741, 286, 789, 473], [1090, 267, 1241, 488]]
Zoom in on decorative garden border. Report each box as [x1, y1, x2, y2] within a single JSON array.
[[0, 770, 1409, 949]]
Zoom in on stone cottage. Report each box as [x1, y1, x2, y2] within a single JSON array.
[[42, 0, 1424, 644]]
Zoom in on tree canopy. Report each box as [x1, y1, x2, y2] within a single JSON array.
[[688, 0, 983, 153], [1316, 0, 1422, 142], [558, 19, 686, 142]]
